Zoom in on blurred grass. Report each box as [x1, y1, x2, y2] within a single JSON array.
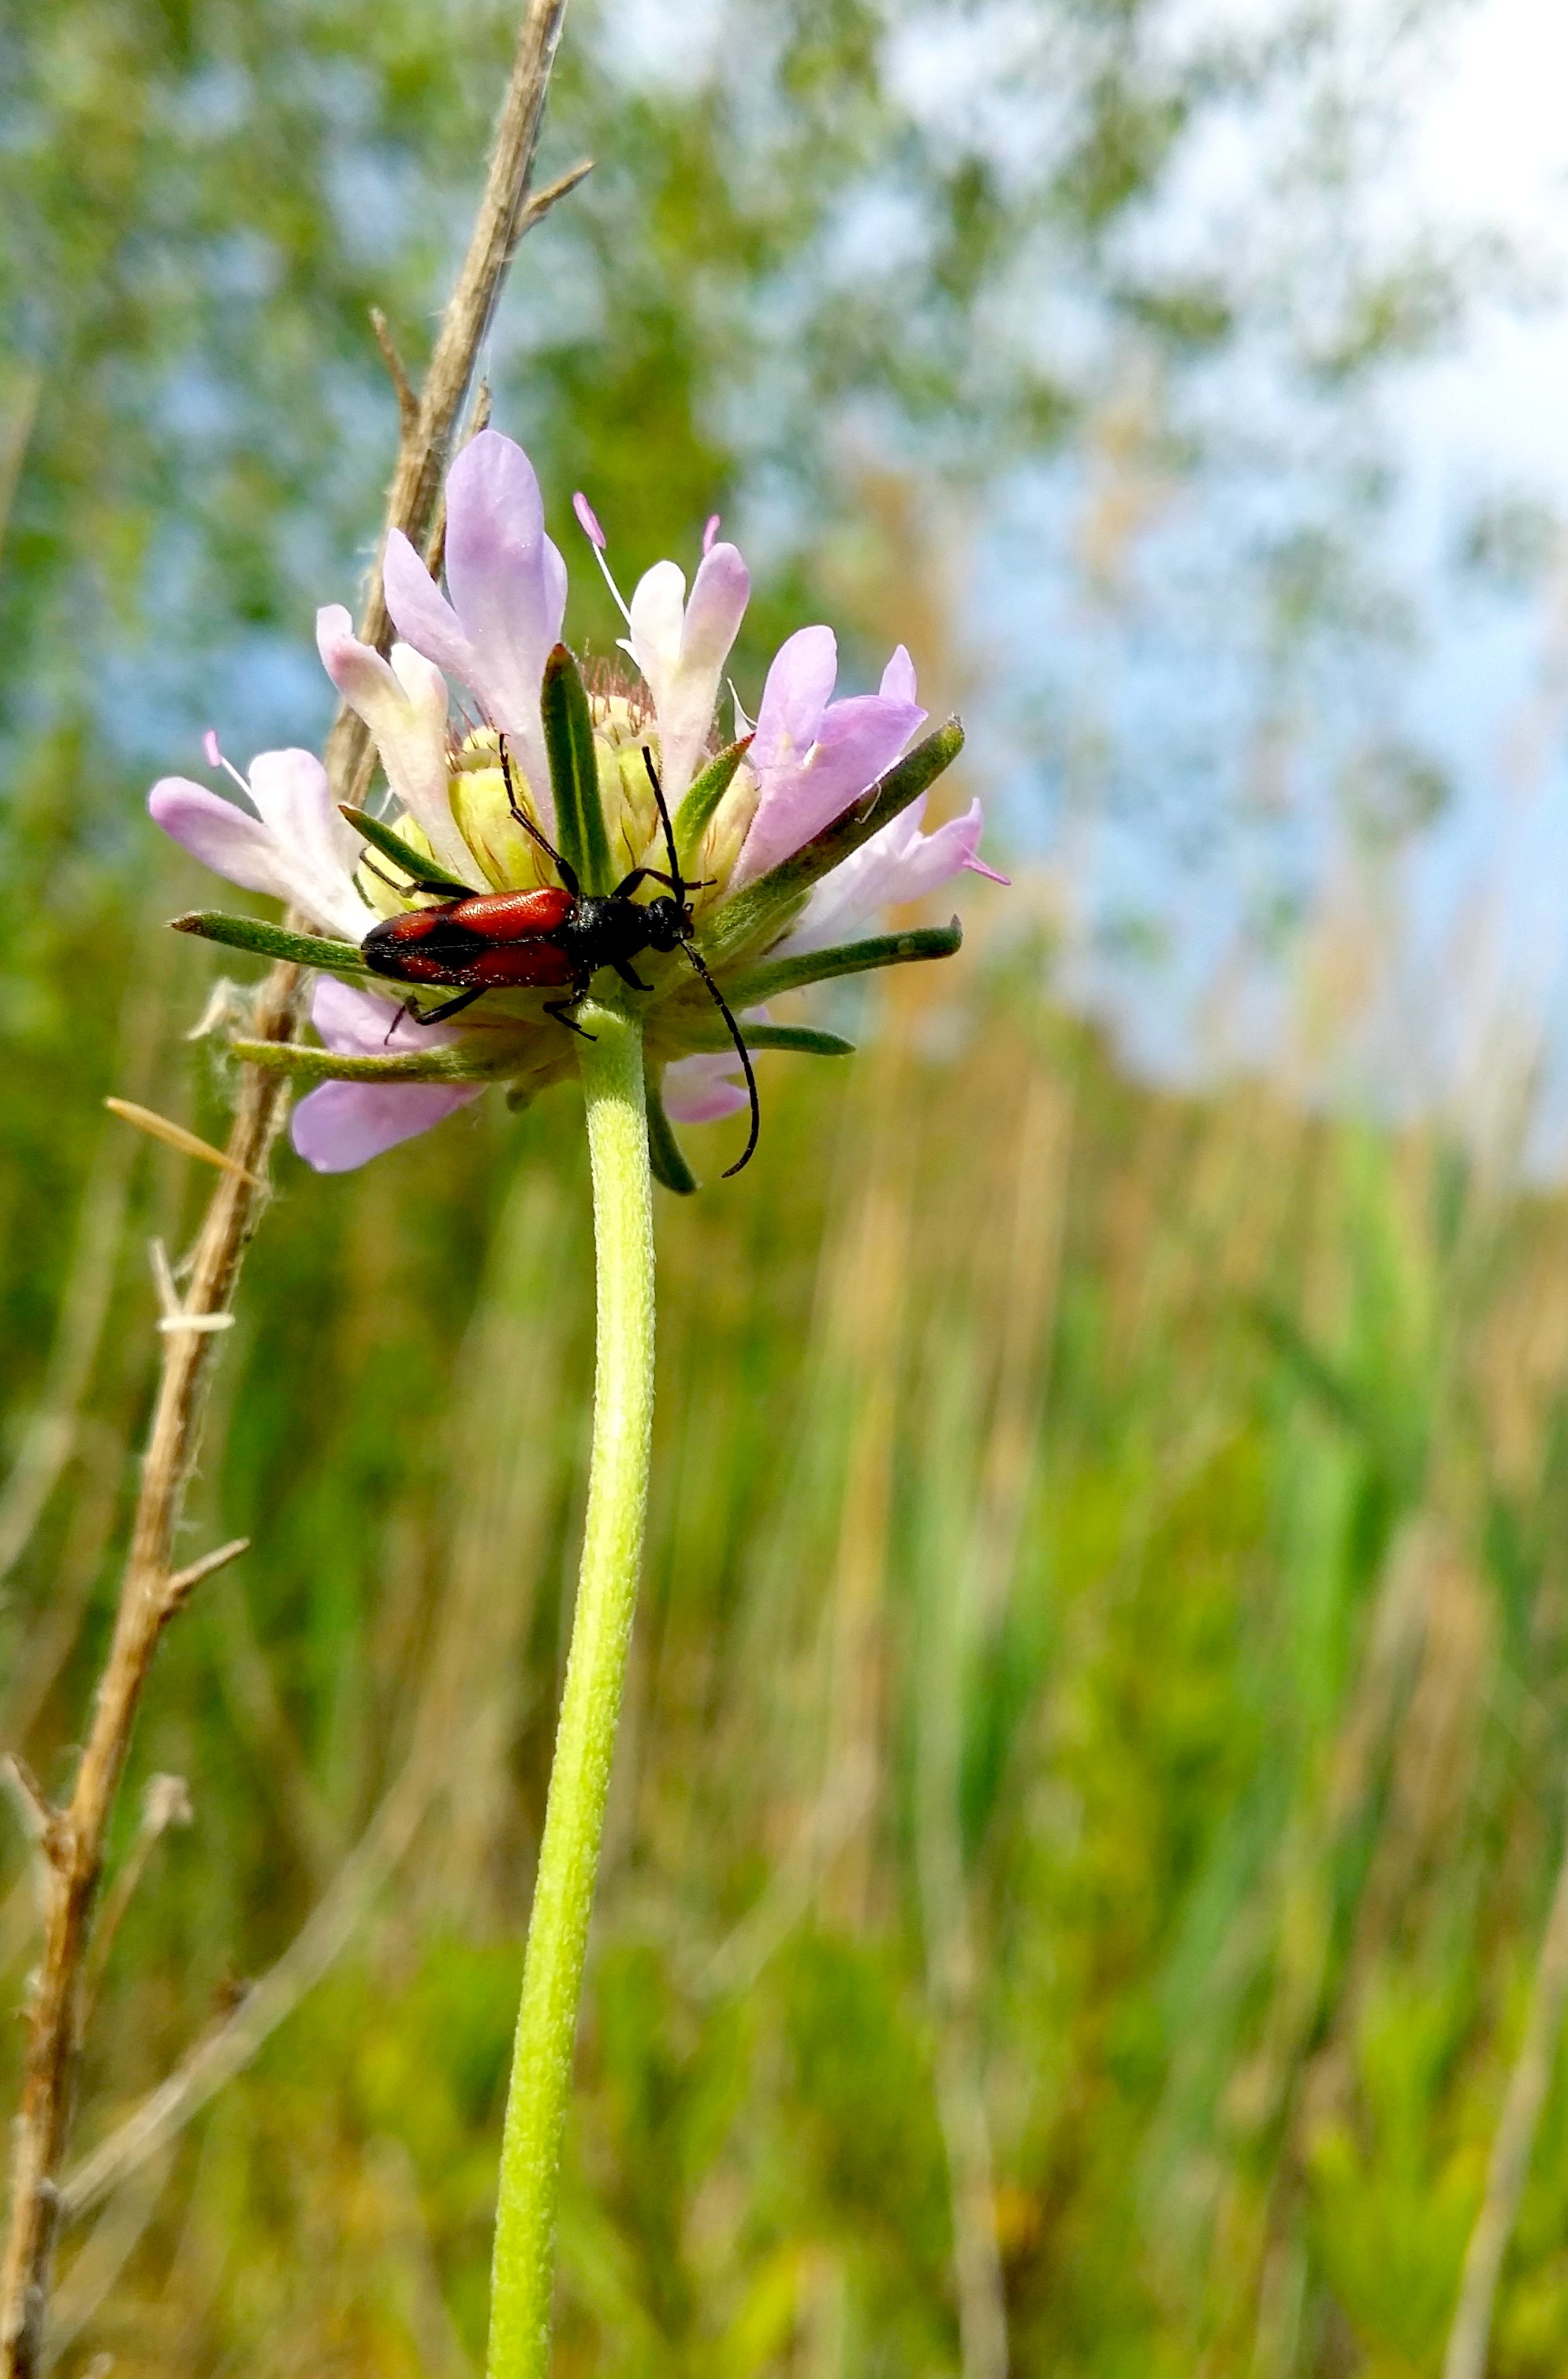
[[7, 2, 1568, 2370], [8, 886, 1568, 2375]]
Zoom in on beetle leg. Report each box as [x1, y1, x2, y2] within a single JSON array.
[[544, 999, 597, 1041], [612, 865, 719, 900], [400, 985, 489, 1029], [613, 961, 652, 992], [501, 734, 580, 897]]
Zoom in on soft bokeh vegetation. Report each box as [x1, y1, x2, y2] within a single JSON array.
[[6, 0, 1568, 2373]]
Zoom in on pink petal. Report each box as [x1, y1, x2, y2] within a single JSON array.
[[151, 762, 371, 938], [542, 537, 568, 648], [702, 513, 721, 557], [382, 433, 562, 821], [311, 974, 477, 1055], [751, 625, 837, 773], [290, 1079, 482, 1172], [880, 645, 918, 706], [627, 560, 687, 688], [441, 430, 566, 728], [777, 797, 999, 957], [149, 779, 297, 902], [661, 1052, 751, 1124], [291, 978, 482, 1171], [732, 691, 926, 888], [315, 608, 476, 882], [382, 532, 476, 686], [682, 542, 750, 672], [628, 541, 752, 804], [313, 975, 414, 1055], [246, 745, 360, 883]]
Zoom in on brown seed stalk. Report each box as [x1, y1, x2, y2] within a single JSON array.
[[0, 3, 575, 2366]]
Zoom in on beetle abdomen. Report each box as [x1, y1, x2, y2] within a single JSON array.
[[360, 885, 579, 992]]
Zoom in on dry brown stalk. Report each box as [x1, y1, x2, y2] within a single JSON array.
[[324, 0, 581, 812], [0, 957, 306, 2377], [0, 5, 575, 2364], [46, 1156, 576, 2232]]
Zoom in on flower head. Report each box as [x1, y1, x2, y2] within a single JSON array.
[[153, 433, 1004, 1180]]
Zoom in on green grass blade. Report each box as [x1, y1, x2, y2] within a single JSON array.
[[723, 920, 962, 1005], [645, 1076, 698, 1193], [338, 806, 471, 895], [229, 1039, 502, 1083], [698, 718, 964, 969], [679, 1023, 856, 1057], [675, 739, 751, 867], [171, 913, 369, 975], [542, 643, 614, 895]]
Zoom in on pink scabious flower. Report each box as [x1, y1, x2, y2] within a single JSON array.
[[150, 430, 1004, 1180]]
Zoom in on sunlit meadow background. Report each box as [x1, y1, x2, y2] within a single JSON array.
[[9, 0, 1568, 2370]]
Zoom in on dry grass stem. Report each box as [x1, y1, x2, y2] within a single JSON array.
[[102, 1100, 260, 1189], [0, 3, 579, 2362], [324, 0, 572, 813]]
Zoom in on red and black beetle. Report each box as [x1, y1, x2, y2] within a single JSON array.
[[354, 741, 761, 1173]]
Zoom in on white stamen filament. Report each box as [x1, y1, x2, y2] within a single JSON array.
[[205, 735, 254, 802], [576, 520, 634, 629]]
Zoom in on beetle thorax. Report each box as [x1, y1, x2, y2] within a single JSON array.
[[640, 896, 691, 952]]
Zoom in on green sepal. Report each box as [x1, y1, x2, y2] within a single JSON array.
[[645, 1076, 698, 1195], [698, 717, 965, 970], [724, 919, 962, 1007], [229, 1038, 503, 1085], [679, 1023, 856, 1057], [172, 913, 370, 977], [674, 738, 752, 866], [339, 806, 471, 895], [542, 643, 613, 895]]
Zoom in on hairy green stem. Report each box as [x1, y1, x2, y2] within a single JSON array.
[[486, 1004, 655, 2379]]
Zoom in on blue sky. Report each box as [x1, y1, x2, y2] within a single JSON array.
[[967, 0, 1568, 1172]]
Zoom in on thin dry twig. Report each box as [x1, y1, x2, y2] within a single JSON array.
[[0, 961, 304, 2379], [54, 1160, 571, 2217], [370, 307, 419, 438], [0, 4, 575, 2364], [324, 0, 573, 813], [103, 1100, 260, 1190], [1442, 1822, 1568, 2379]]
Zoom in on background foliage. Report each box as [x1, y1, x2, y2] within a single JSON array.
[[5, 0, 1567, 2373]]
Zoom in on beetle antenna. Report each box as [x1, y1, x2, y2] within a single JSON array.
[[499, 733, 577, 890], [642, 746, 683, 893], [680, 942, 760, 1177]]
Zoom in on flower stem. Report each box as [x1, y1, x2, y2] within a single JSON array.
[[486, 1003, 655, 2379]]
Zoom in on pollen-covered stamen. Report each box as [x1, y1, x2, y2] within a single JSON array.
[[573, 489, 635, 628], [702, 514, 721, 557], [451, 721, 501, 769], [582, 656, 654, 737]]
